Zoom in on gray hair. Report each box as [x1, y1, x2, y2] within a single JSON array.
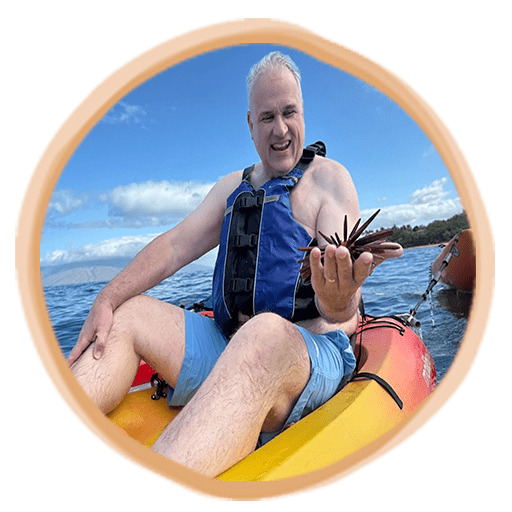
[[247, 51, 302, 106]]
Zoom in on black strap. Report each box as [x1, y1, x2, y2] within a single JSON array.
[[296, 141, 326, 170], [242, 142, 325, 181], [349, 306, 404, 411], [307, 141, 326, 157], [242, 165, 255, 182], [351, 372, 403, 410]]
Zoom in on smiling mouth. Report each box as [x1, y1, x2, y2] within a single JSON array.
[[271, 141, 291, 152]]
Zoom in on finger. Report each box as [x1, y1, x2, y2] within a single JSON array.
[[382, 243, 403, 260], [67, 347, 79, 367], [353, 251, 373, 285], [67, 337, 91, 367], [323, 245, 339, 283], [334, 246, 351, 281], [309, 247, 324, 288], [92, 332, 108, 360]]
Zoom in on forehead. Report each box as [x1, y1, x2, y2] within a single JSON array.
[[250, 68, 302, 112]]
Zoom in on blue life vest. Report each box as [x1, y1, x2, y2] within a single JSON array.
[[212, 142, 326, 337]]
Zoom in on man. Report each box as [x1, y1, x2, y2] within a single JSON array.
[[68, 52, 402, 477]]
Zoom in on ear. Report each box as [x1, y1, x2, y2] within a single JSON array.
[[247, 111, 254, 140]]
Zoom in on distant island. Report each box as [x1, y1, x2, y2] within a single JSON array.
[[383, 212, 469, 249], [41, 257, 212, 287]]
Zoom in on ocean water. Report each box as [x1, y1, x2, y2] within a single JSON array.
[[43, 246, 472, 381]]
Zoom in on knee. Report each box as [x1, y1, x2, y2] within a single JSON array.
[[111, 295, 150, 335], [237, 313, 286, 347], [233, 313, 307, 368], [229, 314, 310, 426]]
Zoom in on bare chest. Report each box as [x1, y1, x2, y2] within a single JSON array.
[[289, 172, 322, 238]]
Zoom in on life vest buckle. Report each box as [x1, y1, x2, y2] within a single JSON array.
[[233, 234, 258, 248], [231, 278, 254, 293], [239, 195, 263, 208]]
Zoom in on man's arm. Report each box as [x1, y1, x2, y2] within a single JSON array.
[[307, 160, 402, 334], [67, 171, 242, 365]]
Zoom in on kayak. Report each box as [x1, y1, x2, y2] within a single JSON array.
[[107, 313, 436, 480], [431, 229, 475, 292]]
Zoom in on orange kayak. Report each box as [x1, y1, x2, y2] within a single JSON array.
[[431, 229, 475, 292], [108, 314, 436, 480]]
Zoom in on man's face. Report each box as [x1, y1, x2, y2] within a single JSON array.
[[248, 67, 305, 178]]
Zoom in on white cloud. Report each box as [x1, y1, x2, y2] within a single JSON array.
[[102, 101, 147, 125], [47, 189, 88, 215], [361, 177, 463, 230], [41, 233, 160, 265], [45, 179, 216, 229], [106, 180, 215, 218], [40, 233, 219, 269], [422, 145, 437, 158], [42, 177, 462, 267], [409, 177, 449, 205]]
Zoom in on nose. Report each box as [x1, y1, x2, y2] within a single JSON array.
[[273, 115, 288, 136]]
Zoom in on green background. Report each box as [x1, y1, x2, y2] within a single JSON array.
[[8, 1, 504, 510]]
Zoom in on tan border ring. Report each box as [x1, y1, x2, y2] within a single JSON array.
[[15, 19, 494, 499]]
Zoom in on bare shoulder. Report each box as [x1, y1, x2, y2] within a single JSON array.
[[175, 171, 243, 228], [308, 156, 354, 190], [305, 155, 359, 227], [220, 169, 245, 186], [214, 170, 244, 197], [169, 170, 244, 262], [300, 156, 357, 208], [292, 156, 359, 236], [198, 170, 243, 211]]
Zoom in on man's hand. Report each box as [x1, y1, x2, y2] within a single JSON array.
[[309, 244, 372, 324], [67, 298, 114, 366], [309, 239, 403, 324]]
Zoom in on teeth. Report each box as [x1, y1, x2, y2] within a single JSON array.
[[272, 141, 290, 151]]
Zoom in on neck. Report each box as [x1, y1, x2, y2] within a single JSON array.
[[250, 162, 297, 189]]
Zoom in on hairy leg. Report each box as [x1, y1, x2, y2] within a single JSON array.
[[151, 312, 311, 477], [71, 295, 186, 414]]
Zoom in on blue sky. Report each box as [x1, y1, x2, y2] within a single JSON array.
[[41, 43, 461, 269]]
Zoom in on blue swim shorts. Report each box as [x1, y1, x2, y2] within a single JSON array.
[[167, 310, 356, 447]]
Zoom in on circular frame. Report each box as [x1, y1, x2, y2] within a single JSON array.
[[15, 19, 494, 500]]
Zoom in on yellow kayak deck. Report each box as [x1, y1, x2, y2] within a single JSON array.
[[108, 316, 436, 480]]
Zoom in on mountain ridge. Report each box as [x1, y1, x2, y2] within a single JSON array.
[[41, 258, 212, 287]]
